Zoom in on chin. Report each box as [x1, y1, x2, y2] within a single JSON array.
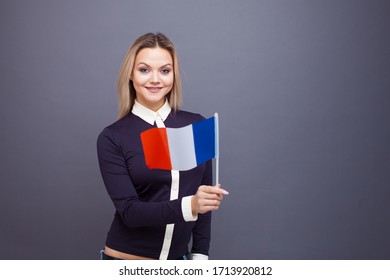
[[141, 97, 165, 108]]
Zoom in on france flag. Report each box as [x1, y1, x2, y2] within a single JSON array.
[[141, 113, 219, 171]]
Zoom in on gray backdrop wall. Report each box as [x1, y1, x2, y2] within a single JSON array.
[[1, 0, 389, 259]]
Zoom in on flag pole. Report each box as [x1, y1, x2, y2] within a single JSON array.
[[214, 113, 219, 186]]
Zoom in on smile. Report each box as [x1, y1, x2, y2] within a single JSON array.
[[145, 87, 163, 93]]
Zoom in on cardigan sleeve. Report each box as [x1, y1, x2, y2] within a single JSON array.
[[97, 127, 186, 228], [190, 159, 213, 256]]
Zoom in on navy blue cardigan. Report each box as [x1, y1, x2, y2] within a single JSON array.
[[97, 110, 212, 259]]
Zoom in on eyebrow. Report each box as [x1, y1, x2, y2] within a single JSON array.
[[137, 62, 172, 68]]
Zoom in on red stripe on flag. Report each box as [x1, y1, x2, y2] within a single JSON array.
[[140, 127, 172, 170]]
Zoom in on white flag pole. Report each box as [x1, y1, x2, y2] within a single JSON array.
[[214, 113, 219, 186]]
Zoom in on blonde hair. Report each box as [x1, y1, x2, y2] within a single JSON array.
[[117, 32, 182, 120]]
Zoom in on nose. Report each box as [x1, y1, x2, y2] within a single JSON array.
[[150, 72, 160, 84]]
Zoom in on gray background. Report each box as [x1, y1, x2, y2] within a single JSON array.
[[1, 0, 389, 260]]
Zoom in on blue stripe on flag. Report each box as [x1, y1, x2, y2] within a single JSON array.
[[192, 116, 216, 165]]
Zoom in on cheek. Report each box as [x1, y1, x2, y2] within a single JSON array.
[[163, 75, 174, 87], [132, 74, 149, 86]]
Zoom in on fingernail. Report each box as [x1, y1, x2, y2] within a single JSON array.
[[222, 190, 229, 195]]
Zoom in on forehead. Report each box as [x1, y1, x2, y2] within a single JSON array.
[[135, 47, 173, 65]]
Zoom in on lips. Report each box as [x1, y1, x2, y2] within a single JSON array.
[[145, 87, 163, 93]]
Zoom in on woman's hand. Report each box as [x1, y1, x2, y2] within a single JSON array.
[[191, 185, 229, 215]]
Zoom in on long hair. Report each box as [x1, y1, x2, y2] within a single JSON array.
[[116, 32, 182, 120]]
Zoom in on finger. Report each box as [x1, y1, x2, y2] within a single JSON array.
[[200, 185, 229, 195], [199, 198, 221, 206], [198, 192, 223, 201], [214, 184, 229, 195], [209, 187, 229, 195], [199, 205, 220, 213]]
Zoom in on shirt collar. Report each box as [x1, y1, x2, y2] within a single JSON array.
[[131, 99, 172, 125]]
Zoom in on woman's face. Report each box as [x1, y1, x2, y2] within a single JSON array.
[[132, 47, 174, 111]]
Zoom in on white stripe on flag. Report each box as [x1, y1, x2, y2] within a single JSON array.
[[166, 125, 197, 171]]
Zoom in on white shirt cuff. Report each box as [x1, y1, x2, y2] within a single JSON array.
[[181, 196, 198, 222], [190, 253, 209, 260]]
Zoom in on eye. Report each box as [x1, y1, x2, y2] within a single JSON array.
[[139, 68, 149, 73], [161, 68, 171, 75]]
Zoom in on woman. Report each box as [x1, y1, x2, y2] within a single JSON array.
[[97, 33, 228, 260]]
